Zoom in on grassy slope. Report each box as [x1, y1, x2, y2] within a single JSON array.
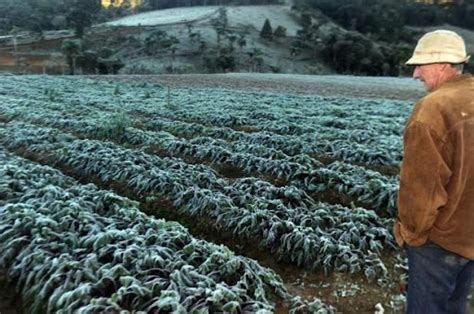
[[100, 5, 331, 74], [103, 6, 474, 74], [105, 5, 302, 35]]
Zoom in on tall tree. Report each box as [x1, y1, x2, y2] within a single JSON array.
[[260, 18, 273, 41], [62, 38, 82, 74], [67, 0, 101, 38], [210, 8, 228, 48]]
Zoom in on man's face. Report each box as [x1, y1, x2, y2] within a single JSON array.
[[412, 63, 446, 92]]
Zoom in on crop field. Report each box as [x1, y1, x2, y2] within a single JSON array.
[[0, 74, 419, 313]]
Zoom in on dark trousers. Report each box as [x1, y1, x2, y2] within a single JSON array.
[[405, 241, 474, 314]]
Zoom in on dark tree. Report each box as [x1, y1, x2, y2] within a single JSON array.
[[62, 38, 82, 74], [66, 0, 101, 37], [260, 18, 273, 41]]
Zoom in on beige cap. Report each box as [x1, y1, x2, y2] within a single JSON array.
[[405, 30, 470, 65]]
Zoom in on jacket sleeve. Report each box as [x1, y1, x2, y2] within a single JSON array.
[[396, 121, 451, 246]]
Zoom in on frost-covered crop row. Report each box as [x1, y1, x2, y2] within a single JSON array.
[[0, 75, 408, 166], [159, 101, 407, 137], [0, 103, 398, 216], [296, 161, 399, 216], [0, 148, 333, 313], [148, 117, 402, 166], [0, 89, 402, 166], [0, 122, 394, 280]]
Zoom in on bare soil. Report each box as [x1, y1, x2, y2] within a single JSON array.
[[90, 73, 426, 101], [0, 272, 22, 314]]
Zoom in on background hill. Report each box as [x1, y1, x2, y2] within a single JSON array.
[[98, 5, 327, 74], [0, 0, 473, 75]]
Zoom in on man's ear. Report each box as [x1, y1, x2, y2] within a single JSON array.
[[440, 63, 451, 72]]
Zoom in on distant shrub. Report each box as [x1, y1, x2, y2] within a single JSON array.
[[119, 60, 195, 74], [270, 65, 281, 73], [216, 49, 236, 73], [274, 26, 287, 38]]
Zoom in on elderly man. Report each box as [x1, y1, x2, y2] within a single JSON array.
[[395, 30, 474, 313]]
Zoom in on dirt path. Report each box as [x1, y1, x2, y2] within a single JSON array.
[[90, 73, 426, 101], [0, 271, 21, 314]]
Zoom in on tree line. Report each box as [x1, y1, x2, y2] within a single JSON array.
[[290, 0, 473, 76], [295, 0, 474, 34], [140, 0, 283, 11], [0, 0, 102, 37]]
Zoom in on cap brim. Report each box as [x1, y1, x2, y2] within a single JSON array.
[[406, 54, 471, 65]]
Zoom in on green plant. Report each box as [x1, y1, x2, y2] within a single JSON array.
[[114, 85, 121, 95], [97, 113, 131, 140]]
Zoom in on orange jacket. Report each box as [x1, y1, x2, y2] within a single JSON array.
[[394, 74, 474, 259]]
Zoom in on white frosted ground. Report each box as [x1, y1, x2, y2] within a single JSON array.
[[225, 5, 301, 36], [105, 6, 219, 26], [104, 5, 301, 36]]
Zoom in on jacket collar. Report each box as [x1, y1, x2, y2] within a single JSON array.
[[432, 73, 473, 93]]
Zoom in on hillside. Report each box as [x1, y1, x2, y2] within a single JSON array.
[[106, 6, 220, 27], [97, 5, 474, 75], [98, 5, 324, 74], [105, 5, 302, 35], [0, 5, 335, 75], [1, 4, 474, 75]]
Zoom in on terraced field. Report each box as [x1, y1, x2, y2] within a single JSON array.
[[0, 74, 426, 312]]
